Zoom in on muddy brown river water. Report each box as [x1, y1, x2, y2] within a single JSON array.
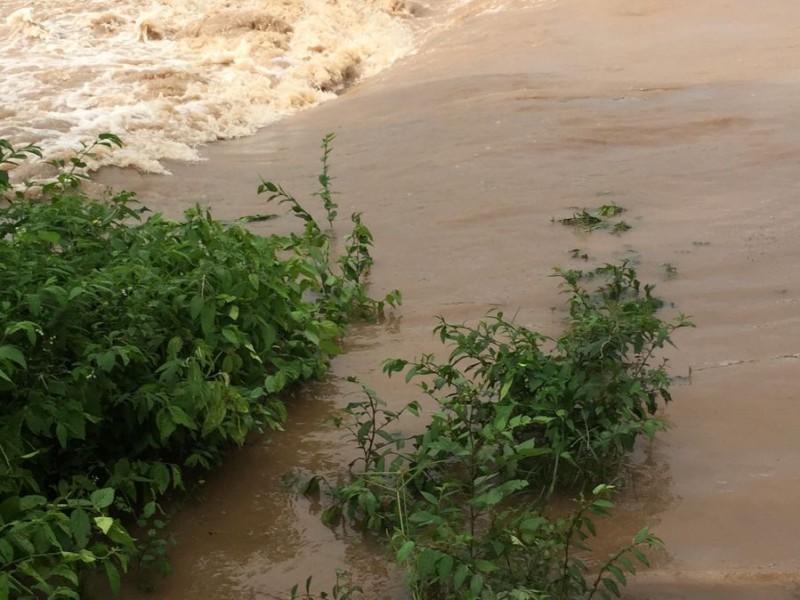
[[95, 0, 800, 598]]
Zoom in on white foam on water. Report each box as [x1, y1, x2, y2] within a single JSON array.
[[0, 0, 426, 173]]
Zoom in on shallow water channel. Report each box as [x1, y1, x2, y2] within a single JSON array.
[[98, 0, 800, 597]]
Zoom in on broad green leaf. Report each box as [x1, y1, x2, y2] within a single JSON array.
[[519, 517, 546, 533], [415, 547, 437, 578], [151, 462, 171, 494], [94, 516, 114, 534], [221, 327, 239, 345], [106, 523, 135, 548], [319, 338, 340, 356], [437, 554, 454, 581], [98, 132, 123, 146], [531, 415, 555, 424], [617, 555, 636, 573], [420, 491, 437, 505], [469, 479, 528, 508], [56, 423, 69, 448], [170, 464, 184, 489], [189, 295, 204, 320], [396, 540, 415, 565], [515, 438, 552, 457], [96, 351, 116, 372], [493, 402, 513, 430], [156, 408, 177, 441], [52, 563, 79, 586], [602, 577, 621, 597], [0, 345, 25, 368], [404, 365, 420, 383], [38, 230, 61, 243], [166, 336, 183, 356], [499, 376, 513, 401], [167, 405, 195, 429], [643, 419, 659, 440], [90, 488, 115, 509], [630, 548, 650, 567], [320, 505, 341, 527], [19, 495, 47, 510], [0, 540, 13, 563], [10, 532, 34, 555], [474, 559, 498, 573], [69, 509, 91, 548], [203, 393, 227, 435], [470, 573, 485, 596], [105, 561, 121, 595], [4, 320, 40, 344], [408, 510, 443, 526], [634, 527, 651, 544], [593, 484, 614, 496], [303, 329, 320, 346], [453, 564, 469, 591], [78, 548, 97, 563], [142, 501, 157, 519], [607, 564, 627, 585], [264, 372, 286, 394], [25, 294, 42, 316]]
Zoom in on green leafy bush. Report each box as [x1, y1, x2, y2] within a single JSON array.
[[387, 262, 693, 492], [0, 135, 396, 597], [313, 261, 690, 599]]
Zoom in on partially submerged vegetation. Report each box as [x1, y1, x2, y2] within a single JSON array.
[[557, 204, 631, 235], [299, 199, 691, 598], [308, 262, 691, 599], [0, 135, 397, 599], [0, 134, 691, 600]]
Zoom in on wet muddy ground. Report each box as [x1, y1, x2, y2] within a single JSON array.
[[98, 0, 800, 597]]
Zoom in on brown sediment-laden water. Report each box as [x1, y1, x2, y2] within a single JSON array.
[[7, 0, 800, 597]]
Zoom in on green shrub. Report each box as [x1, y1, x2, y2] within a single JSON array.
[[0, 134, 397, 597], [388, 262, 693, 492], [314, 261, 690, 599]]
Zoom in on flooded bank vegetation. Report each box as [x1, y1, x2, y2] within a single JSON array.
[[0, 135, 691, 600], [0, 135, 397, 599], [310, 263, 692, 600]]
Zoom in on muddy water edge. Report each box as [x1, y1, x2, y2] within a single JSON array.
[[95, 0, 800, 598]]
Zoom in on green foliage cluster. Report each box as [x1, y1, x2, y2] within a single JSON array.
[[558, 204, 631, 235], [311, 262, 691, 599], [0, 135, 396, 598]]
